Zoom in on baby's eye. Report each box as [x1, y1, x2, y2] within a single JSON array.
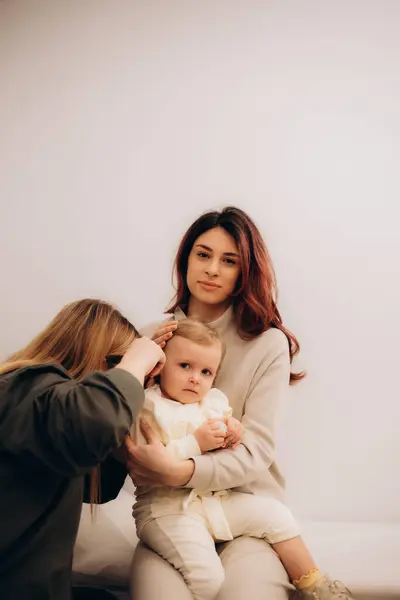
[[180, 363, 190, 369], [202, 369, 213, 376]]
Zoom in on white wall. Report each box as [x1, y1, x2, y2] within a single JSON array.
[[1, 0, 399, 523]]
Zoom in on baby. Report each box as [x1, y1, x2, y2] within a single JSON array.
[[132, 319, 353, 600]]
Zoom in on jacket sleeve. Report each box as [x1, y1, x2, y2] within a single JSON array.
[[185, 330, 290, 492], [0, 366, 144, 478]]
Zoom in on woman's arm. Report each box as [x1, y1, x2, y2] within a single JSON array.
[[0, 364, 145, 478], [185, 334, 289, 492]]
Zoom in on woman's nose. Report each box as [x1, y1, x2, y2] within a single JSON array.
[[205, 258, 219, 276]]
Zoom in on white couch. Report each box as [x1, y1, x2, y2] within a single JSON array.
[[72, 485, 400, 600]]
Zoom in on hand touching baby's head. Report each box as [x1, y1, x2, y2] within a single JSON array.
[[159, 319, 224, 405]]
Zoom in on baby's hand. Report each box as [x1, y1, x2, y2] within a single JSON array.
[[222, 417, 243, 449], [194, 419, 226, 453]]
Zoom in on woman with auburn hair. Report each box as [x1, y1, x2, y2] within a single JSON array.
[[127, 207, 352, 600], [0, 299, 165, 600]]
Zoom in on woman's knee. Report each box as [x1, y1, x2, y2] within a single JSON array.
[[188, 562, 225, 600]]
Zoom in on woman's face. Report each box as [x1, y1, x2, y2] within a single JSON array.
[[186, 227, 241, 306]]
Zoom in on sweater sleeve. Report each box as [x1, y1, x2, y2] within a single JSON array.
[[0, 366, 144, 478], [185, 330, 290, 492]]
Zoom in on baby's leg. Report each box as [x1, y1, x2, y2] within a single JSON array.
[[139, 514, 225, 600], [222, 492, 314, 579], [272, 536, 317, 582], [223, 492, 354, 598]]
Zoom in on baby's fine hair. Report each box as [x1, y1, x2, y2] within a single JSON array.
[[174, 318, 220, 346], [173, 318, 226, 365]]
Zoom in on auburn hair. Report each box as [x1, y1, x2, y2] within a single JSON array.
[[0, 298, 139, 507], [167, 207, 305, 384]]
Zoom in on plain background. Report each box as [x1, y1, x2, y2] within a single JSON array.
[[1, 0, 399, 523]]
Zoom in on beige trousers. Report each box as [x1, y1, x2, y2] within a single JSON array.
[[130, 536, 292, 600], [130, 492, 297, 600]]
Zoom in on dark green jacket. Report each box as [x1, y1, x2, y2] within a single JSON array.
[[0, 364, 144, 600]]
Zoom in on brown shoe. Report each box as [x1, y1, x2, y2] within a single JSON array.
[[297, 576, 355, 599]]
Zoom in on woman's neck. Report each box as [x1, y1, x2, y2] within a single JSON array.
[[187, 297, 231, 323]]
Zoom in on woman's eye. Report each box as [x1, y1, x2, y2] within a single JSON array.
[[197, 252, 209, 259], [223, 258, 237, 265], [180, 363, 190, 369]]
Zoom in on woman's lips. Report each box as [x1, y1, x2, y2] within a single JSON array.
[[198, 281, 221, 291]]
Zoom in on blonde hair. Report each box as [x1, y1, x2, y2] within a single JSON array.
[[175, 318, 220, 345], [168, 318, 225, 368], [0, 299, 138, 378], [0, 298, 139, 506]]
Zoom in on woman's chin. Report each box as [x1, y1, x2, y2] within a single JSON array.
[[193, 290, 227, 306]]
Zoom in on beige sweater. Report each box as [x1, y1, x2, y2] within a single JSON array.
[[143, 305, 290, 501]]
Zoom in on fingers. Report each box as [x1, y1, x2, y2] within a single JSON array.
[[152, 322, 178, 346], [139, 418, 160, 445], [210, 424, 226, 439], [148, 357, 166, 379], [153, 333, 173, 346], [159, 321, 178, 334], [222, 433, 239, 448], [212, 433, 226, 447], [128, 464, 159, 487], [210, 422, 224, 431], [228, 421, 240, 431], [124, 434, 137, 453], [145, 376, 155, 389]]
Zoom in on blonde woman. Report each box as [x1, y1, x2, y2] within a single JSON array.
[[0, 299, 164, 600]]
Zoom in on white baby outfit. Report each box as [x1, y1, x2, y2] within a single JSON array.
[[132, 384, 300, 600]]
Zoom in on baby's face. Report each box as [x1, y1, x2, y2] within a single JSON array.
[[159, 335, 222, 404]]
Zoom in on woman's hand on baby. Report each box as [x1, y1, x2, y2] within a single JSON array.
[[152, 320, 178, 348], [116, 337, 166, 386], [125, 419, 194, 487], [124, 428, 173, 487], [222, 417, 244, 450], [194, 419, 226, 453]]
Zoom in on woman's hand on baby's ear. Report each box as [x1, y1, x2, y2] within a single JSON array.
[[223, 417, 244, 450], [116, 337, 166, 385]]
